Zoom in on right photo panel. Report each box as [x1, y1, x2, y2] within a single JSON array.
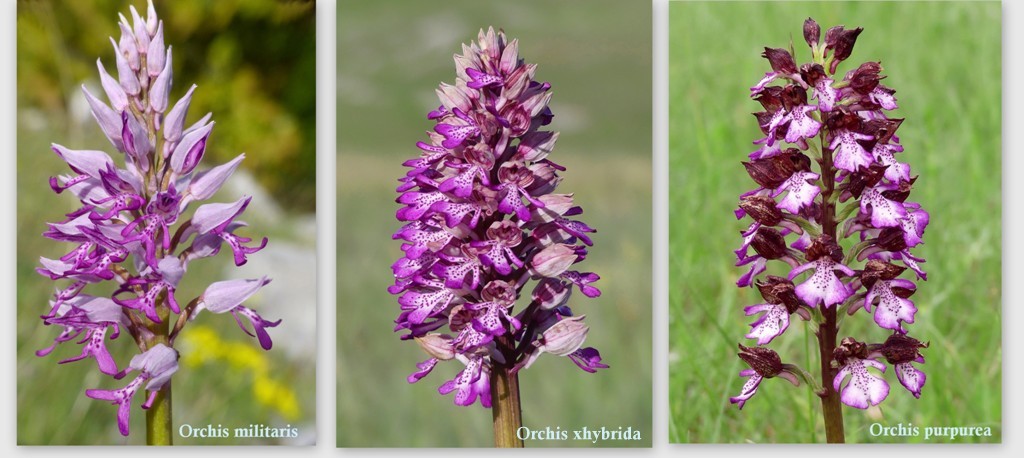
[[669, 1, 1001, 444]]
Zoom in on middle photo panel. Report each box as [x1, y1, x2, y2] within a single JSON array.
[[337, 0, 653, 448]]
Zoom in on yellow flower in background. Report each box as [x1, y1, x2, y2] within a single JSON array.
[[180, 325, 300, 420]]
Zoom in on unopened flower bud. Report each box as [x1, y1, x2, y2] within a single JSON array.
[[737, 344, 783, 378], [415, 334, 456, 360], [531, 243, 578, 277], [803, 17, 820, 47], [827, 26, 863, 73], [538, 315, 589, 356], [761, 47, 798, 74], [848, 61, 884, 94]]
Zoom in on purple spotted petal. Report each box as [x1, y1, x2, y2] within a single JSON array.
[[789, 258, 854, 308], [729, 369, 762, 410], [774, 171, 820, 214], [784, 105, 822, 143], [813, 78, 838, 111], [867, 278, 917, 332], [465, 67, 503, 89], [871, 87, 898, 110], [833, 358, 889, 409], [895, 360, 926, 398], [438, 358, 491, 407], [399, 288, 456, 325], [830, 130, 874, 172], [744, 303, 790, 345], [860, 187, 907, 228], [872, 142, 911, 183], [86, 375, 145, 436], [435, 123, 479, 149], [899, 207, 929, 247], [408, 358, 439, 383]]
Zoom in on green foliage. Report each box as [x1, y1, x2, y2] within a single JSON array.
[[17, 0, 315, 211], [338, 0, 652, 447], [669, 1, 1001, 443]]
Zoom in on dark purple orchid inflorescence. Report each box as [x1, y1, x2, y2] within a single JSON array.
[[730, 18, 929, 413], [35, 1, 279, 437], [392, 27, 606, 408]]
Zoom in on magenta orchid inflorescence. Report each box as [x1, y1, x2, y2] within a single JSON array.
[[35, 1, 279, 436], [730, 18, 929, 412], [391, 27, 607, 408]]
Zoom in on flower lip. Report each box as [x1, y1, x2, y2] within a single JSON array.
[[830, 27, 864, 62]]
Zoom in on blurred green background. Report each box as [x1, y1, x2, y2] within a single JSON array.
[[17, 0, 317, 445], [669, 1, 1001, 443], [338, 0, 652, 447]]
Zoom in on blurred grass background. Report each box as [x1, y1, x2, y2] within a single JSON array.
[[338, 0, 652, 447], [18, 0, 316, 210], [17, 0, 316, 445], [669, 1, 1001, 443]]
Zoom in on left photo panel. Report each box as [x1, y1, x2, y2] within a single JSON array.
[[16, 0, 316, 445]]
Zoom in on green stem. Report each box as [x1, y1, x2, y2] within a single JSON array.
[[145, 297, 173, 445], [146, 387, 173, 445], [490, 335, 524, 448]]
